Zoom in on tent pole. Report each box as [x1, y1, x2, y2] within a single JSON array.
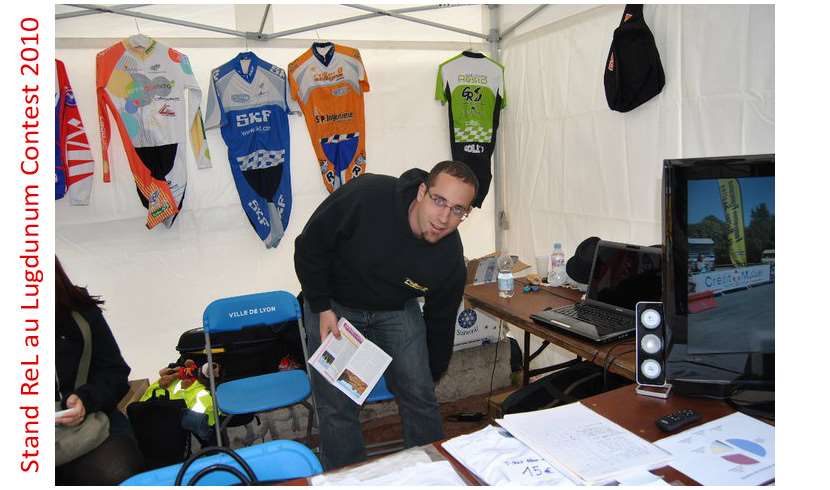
[[488, 5, 506, 253], [500, 4, 549, 41], [68, 4, 246, 38], [346, 4, 489, 40], [268, 5, 466, 40], [256, 4, 271, 38], [57, 4, 149, 20]]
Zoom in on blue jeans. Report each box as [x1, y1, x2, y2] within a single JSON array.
[[304, 298, 445, 470]]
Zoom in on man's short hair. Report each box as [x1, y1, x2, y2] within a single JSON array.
[[426, 160, 479, 197]]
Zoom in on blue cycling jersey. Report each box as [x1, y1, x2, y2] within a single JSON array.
[[205, 52, 294, 248]]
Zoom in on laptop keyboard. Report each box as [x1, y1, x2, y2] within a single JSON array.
[[555, 304, 632, 334]]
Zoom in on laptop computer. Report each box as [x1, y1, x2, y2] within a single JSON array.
[[530, 240, 661, 343]]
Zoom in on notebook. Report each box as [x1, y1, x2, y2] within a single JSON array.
[[530, 241, 661, 343]]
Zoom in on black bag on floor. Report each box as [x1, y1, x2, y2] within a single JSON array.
[[501, 361, 630, 415], [127, 389, 189, 470], [175, 320, 305, 383]]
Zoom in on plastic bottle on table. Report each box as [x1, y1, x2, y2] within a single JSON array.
[[548, 243, 567, 287], [497, 252, 515, 298]]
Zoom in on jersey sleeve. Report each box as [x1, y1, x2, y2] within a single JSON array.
[[286, 76, 301, 114], [96, 50, 114, 183], [435, 64, 447, 104], [182, 54, 212, 169], [204, 70, 223, 130], [57, 61, 95, 205], [499, 63, 507, 109], [356, 49, 370, 93]]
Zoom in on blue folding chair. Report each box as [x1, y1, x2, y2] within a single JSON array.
[[120, 439, 322, 485], [202, 291, 313, 446]]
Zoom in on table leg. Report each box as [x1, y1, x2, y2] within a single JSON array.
[[523, 331, 530, 386]]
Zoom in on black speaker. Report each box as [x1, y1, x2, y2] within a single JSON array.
[[635, 301, 668, 387]]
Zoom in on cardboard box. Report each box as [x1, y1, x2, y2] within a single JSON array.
[[465, 252, 530, 286], [453, 303, 501, 351]]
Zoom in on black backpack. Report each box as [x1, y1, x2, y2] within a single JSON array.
[[127, 388, 190, 470], [604, 4, 665, 112]]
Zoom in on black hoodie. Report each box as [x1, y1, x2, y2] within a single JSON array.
[[294, 169, 466, 380]]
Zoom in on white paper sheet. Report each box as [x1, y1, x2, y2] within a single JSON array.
[[313, 459, 466, 486], [442, 425, 572, 485], [655, 412, 775, 485], [497, 402, 673, 485], [310, 448, 432, 485]]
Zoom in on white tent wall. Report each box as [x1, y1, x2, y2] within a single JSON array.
[[497, 4, 774, 370], [55, 4, 496, 380]]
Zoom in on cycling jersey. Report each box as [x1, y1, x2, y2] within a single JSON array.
[[205, 52, 294, 249], [96, 35, 211, 229], [288, 42, 369, 193], [435, 51, 506, 207], [56, 59, 95, 205]]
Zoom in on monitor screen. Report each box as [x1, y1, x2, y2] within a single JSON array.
[[586, 242, 662, 312], [662, 154, 775, 394], [686, 176, 775, 354]]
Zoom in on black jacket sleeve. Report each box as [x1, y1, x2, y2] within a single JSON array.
[[294, 184, 361, 314], [423, 256, 466, 381], [66, 308, 131, 414]]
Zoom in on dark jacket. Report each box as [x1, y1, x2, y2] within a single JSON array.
[[56, 306, 131, 415], [294, 169, 466, 379]]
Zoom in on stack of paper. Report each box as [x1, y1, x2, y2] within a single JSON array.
[[654, 412, 774, 485], [442, 425, 571, 485], [497, 402, 673, 485]]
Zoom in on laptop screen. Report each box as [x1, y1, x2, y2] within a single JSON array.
[[586, 243, 662, 312]]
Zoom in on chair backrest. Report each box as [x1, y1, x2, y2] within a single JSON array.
[[120, 439, 322, 485], [203, 291, 300, 334]]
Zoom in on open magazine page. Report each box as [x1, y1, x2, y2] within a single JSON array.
[[309, 318, 362, 382], [309, 317, 392, 405]]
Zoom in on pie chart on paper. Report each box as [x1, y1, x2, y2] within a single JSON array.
[[709, 439, 766, 465], [725, 438, 767, 458]]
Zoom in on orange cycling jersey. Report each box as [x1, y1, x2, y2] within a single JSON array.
[[288, 43, 369, 193]]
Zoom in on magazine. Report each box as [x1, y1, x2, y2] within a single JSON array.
[[308, 317, 392, 405]]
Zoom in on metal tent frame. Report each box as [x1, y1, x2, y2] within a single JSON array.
[[57, 3, 553, 251]]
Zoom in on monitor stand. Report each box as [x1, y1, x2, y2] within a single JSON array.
[[635, 383, 672, 399]]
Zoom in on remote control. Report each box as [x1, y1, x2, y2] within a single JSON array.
[[655, 408, 701, 432]]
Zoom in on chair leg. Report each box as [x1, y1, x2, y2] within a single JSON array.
[[218, 415, 234, 447], [302, 401, 314, 444]]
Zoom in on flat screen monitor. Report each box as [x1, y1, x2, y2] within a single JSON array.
[[662, 154, 774, 398]]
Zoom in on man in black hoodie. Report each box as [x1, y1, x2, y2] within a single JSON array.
[[295, 160, 477, 470]]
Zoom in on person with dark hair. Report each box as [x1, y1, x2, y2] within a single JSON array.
[[294, 160, 477, 470], [55, 257, 144, 485]]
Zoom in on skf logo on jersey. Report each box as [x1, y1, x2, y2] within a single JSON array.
[[158, 103, 176, 117], [313, 66, 345, 83], [247, 200, 270, 227], [464, 143, 485, 154], [150, 63, 161, 72], [236, 109, 272, 127], [404, 278, 429, 293], [231, 94, 251, 103]]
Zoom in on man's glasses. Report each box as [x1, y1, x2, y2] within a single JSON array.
[[426, 189, 470, 220]]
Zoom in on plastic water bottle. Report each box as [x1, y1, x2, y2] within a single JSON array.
[[548, 243, 567, 287], [497, 252, 515, 298]]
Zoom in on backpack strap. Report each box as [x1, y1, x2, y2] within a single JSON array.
[[619, 4, 645, 26], [71, 311, 94, 388]]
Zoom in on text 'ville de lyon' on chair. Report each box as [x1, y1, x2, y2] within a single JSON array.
[[202, 291, 314, 447], [120, 440, 322, 485]]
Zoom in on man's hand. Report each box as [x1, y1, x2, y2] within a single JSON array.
[[56, 394, 86, 427], [319, 309, 341, 342]]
